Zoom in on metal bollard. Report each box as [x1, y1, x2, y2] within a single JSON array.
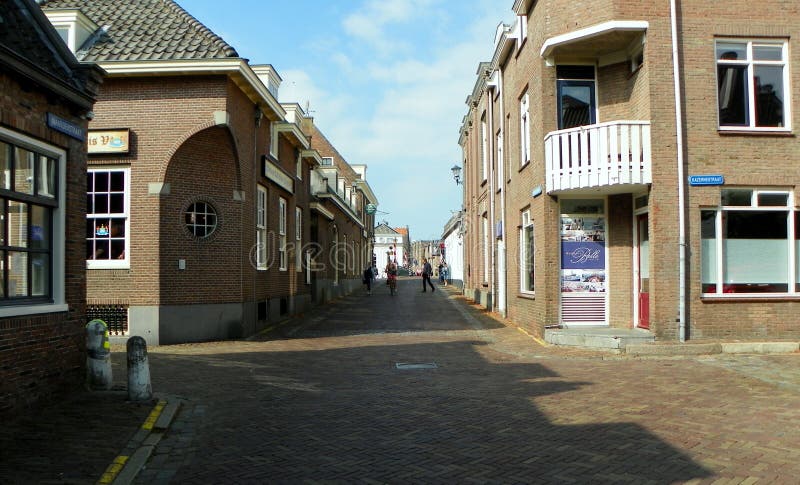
[[126, 336, 152, 402], [86, 319, 113, 390]]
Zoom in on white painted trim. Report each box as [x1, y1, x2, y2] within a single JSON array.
[[540, 21, 649, 58], [275, 122, 310, 149], [310, 202, 335, 221], [97, 59, 285, 119]]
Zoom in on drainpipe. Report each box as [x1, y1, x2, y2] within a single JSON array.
[[486, 72, 496, 311], [669, 0, 687, 341], [498, 67, 508, 318]]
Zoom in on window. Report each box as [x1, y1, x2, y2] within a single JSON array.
[[481, 114, 488, 182], [256, 185, 267, 270], [321, 157, 334, 166], [517, 14, 527, 47], [0, 128, 66, 313], [296, 154, 302, 180], [278, 197, 287, 270], [557, 65, 596, 130], [496, 131, 503, 189], [269, 121, 279, 158], [184, 201, 217, 239], [520, 210, 534, 293], [295, 206, 302, 272], [716, 39, 789, 129], [482, 215, 489, 282], [519, 92, 530, 166], [87, 168, 129, 269], [702, 188, 798, 295]]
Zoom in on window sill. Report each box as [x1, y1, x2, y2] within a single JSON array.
[[0, 303, 68, 318], [481, 179, 488, 187], [87, 261, 130, 270], [517, 292, 535, 300], [718, 129, 794, 137], [518, 161, 530, 173]]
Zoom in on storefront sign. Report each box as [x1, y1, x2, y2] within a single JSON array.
[[88, 129, 130, 154], [46, 113, 84, 141], [560, 213, 607, 294], [263, 158, 294, 193], [689, 174, 724, 186], [561, 241, 605, 269], [366, 203, 377, 215]]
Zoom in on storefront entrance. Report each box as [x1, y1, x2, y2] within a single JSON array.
[[636, 213, 650, 329], [560, 199, 607, 325]]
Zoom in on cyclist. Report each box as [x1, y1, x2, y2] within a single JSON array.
[[385, 260, 398, 295]]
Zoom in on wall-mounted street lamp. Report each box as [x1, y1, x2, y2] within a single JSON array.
[[451, 164, 462, 185]]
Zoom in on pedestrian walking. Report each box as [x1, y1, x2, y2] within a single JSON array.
[[438, 263, 444, 283], [441, 262, 449, 286], [363, 263, 375, 295], [422, 258, 435, 292]]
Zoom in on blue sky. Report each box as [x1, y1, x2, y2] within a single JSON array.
[[176, 0, 513, 240]]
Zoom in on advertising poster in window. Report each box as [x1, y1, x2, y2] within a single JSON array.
[[561, 216, 606, 293]]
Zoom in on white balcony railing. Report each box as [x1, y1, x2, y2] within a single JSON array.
[[544, 120, 652, 193]]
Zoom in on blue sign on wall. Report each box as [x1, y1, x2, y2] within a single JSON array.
[[561, 241, 605, 270], [47, 113, 85, 141], [688, 174, 724, 186]]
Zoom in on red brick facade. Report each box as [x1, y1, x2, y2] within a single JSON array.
[[461, 0, 800, 341]]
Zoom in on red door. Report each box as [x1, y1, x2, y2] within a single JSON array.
[[637, 214, 650, 329]]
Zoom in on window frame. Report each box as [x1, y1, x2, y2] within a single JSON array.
[[256, 185, 267, 270], [715, 38, 791, 132], [278, 197, 287, 271], [519, 92, 530, 167], [702, 187, 797, 297], [481, 114, 488, 182], [0, 127, 67, 316], [520, 210, 535, 294], [87, 167, 130, 270], [295, 206, 302, 272]]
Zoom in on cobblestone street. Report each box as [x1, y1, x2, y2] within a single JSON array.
[[122, 278, 800, 484]]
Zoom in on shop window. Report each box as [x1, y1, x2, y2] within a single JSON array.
[[702, 188, 796, 295]]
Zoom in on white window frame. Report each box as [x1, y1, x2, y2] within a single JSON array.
[[520, 210, 534, 294], [278, 197, 287, 271], [519, 92, 530, 166], [702, 188, 796, 297], [716, 38, 791, 131], [0, 127, 68, 317], [481, 114, 488, 182], [482, 215, 489, 283], [295, 206, 302, 272], [496, 130, 503, 190], [269, 121, 279, 158], [321, 157, 334, 166], [87, 167, 130, 270], [296, 152, 302, 180], [256, 185, 267, 270]]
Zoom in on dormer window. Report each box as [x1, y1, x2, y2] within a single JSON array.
[[43, 9, 99, 55]]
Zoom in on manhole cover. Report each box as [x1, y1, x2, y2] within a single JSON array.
[[395, 362, 438, 370]]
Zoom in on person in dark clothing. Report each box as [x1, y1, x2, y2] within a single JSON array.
[[363, 263, 375, 295], [422, 258, 435, 292]]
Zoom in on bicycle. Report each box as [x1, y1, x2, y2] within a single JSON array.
[[387, 273, 397, 296]]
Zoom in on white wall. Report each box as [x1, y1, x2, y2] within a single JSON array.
[[443, 229, 464, 282]]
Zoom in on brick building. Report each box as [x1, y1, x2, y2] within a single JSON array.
[[460, 0, 799, 341], [0, 0, 103, 413], [40, 0, 376, 344]]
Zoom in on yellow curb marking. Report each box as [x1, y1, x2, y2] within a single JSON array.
[[516, 326, 550, 347], [142, 399, 167, 430], [96, 455, 129, 484]]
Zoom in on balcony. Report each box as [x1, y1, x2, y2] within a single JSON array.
[[544, 120, 651, 194]]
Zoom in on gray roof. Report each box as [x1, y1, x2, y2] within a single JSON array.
[[39, 0, 239, 62], [374, 222, 400, 236]]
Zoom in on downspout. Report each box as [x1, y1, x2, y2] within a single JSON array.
[[669, 0, 687, 341], [498, 67, 508, 318], [486, 73, 496, 311]]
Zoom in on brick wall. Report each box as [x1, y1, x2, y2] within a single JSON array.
[[0, 71, 89, 414]]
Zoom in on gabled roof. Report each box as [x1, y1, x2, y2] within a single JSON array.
[[1, 0, 102, 109], [374, 222, 400, 236], [39, 0, 239, 62]]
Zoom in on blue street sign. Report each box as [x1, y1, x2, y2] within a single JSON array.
[[688, 175, 724, 186]]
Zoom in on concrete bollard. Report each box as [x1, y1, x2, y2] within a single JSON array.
[[86, 319, 113, 390], [126, 336, 152, 402]]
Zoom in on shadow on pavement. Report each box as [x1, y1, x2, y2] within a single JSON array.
[[144, 336, 712, 483]]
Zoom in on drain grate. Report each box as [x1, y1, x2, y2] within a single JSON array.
[[395, 362, 438, 370]]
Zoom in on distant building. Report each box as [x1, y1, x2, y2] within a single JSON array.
[[441, 213, 464, 287], [373, 222, 404, 278]]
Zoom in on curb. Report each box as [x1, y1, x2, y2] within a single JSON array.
[[625, 341, 800, 357], [96, 394, 182, 485]]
